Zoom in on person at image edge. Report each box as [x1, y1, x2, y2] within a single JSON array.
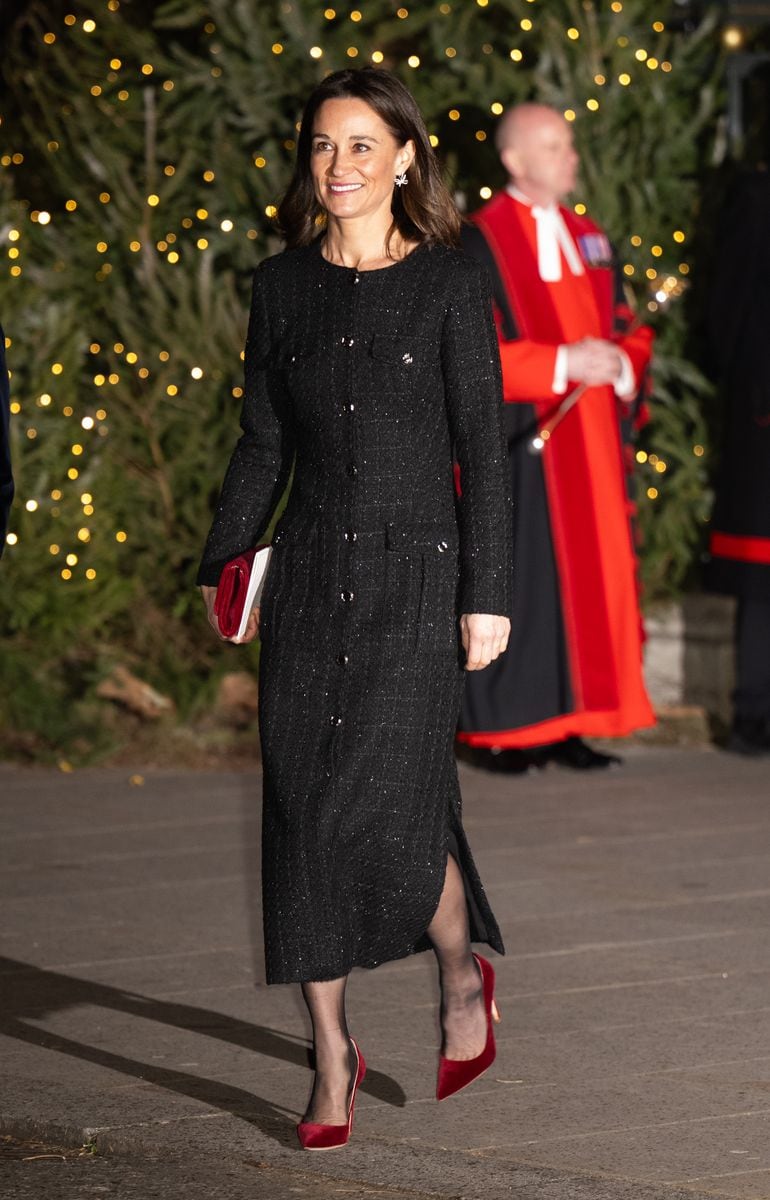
[[0, 326, 13, 557]]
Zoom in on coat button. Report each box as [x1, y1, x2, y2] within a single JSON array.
[[337, 652, 349, 667], [341, 590, 355, 603], [330, 715, 343, 727], [438, 540, 448, 552], [343, 529, 357, 542], [347, 463, 358, 478]]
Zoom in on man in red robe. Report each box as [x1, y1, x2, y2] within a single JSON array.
[[458, 103, 655, 771]]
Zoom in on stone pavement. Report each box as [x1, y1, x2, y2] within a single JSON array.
[[1, 746, 770, 1200]]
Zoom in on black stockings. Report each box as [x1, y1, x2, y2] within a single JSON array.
[[299, 853, 485, 1121]]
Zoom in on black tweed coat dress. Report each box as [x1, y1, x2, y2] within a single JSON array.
[[197, 239, 512, 984]]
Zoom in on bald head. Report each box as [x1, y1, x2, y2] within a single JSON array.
[[495, 103, 579, 206]]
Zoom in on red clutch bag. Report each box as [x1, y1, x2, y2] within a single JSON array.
[[214, 545, 272, 640]]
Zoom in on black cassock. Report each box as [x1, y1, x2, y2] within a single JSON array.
[[705, 170, 770, 721], [706, 171, 770, 600], [198, 241, 512, 984]]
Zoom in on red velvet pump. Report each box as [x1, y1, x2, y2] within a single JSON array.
[[297, 1039, 366, 1151], [436, 953, 500, 1101]]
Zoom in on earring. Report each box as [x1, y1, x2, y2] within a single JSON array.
[[394, 172, 408, 187]]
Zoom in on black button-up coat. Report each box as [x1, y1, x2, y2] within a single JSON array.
[[198, 240, 512, 984]]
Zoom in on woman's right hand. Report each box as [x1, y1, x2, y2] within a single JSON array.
[[200, 585, 260, 644]]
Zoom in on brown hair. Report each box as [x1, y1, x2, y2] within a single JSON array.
[[277, 67, 461, 253]]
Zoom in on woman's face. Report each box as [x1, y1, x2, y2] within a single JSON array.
[[310, 97, 415, 224]]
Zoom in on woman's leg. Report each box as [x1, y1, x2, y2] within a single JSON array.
[[301, 976, 358, 1123], [427, 854, 488, 1059]]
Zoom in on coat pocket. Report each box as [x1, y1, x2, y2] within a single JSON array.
[[370, 333, 440, 369], [385, 523, 459, 654]]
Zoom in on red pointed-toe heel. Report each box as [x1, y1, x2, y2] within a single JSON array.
[[436, 953, 500, 1101], [297, 1038, 366, 1151]]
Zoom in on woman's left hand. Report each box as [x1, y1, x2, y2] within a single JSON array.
[[460, 613, 510, 671]]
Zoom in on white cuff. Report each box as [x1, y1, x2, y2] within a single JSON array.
[[614, 349, 636, 400], [552, 345, 569, 394]]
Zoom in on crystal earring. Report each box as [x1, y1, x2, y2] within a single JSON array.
[[394, 172, 408, 187]]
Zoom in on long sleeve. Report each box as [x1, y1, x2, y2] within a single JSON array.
[[460, 222, 561, 405], [441, 260, 513, 616], [497, 338, 561, 403], [196, 264, 294, 586]]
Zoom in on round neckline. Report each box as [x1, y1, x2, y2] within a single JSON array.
[[314, 238, 427, 275]]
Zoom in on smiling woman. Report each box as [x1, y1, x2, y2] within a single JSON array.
[[277, 67, 460, 257], [197, 67, 511, 1152]]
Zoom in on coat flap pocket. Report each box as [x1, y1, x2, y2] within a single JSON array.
[[370, 333, 439, 366], [385, 522, 459, 553], [279, 345, 317, 367]]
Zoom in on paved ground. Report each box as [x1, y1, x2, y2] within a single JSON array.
[[1, 746, 770, 1200]]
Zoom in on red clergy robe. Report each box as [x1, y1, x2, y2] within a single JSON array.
[[458, 190, 655, 747]]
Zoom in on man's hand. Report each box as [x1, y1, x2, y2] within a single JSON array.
[[460, 613, 510, 671], [565, 337, 625, 388], [200, 584, 260, 644]]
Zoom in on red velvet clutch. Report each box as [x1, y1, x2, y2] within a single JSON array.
[[214, 545, 271, 640]]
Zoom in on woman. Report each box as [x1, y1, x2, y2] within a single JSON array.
[[198, 67, 512, 1149]]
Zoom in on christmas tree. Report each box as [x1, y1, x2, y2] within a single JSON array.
[[0, 0, 721, 758]]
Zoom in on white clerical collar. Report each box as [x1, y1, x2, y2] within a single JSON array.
[[506, 183, 584, 282]]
